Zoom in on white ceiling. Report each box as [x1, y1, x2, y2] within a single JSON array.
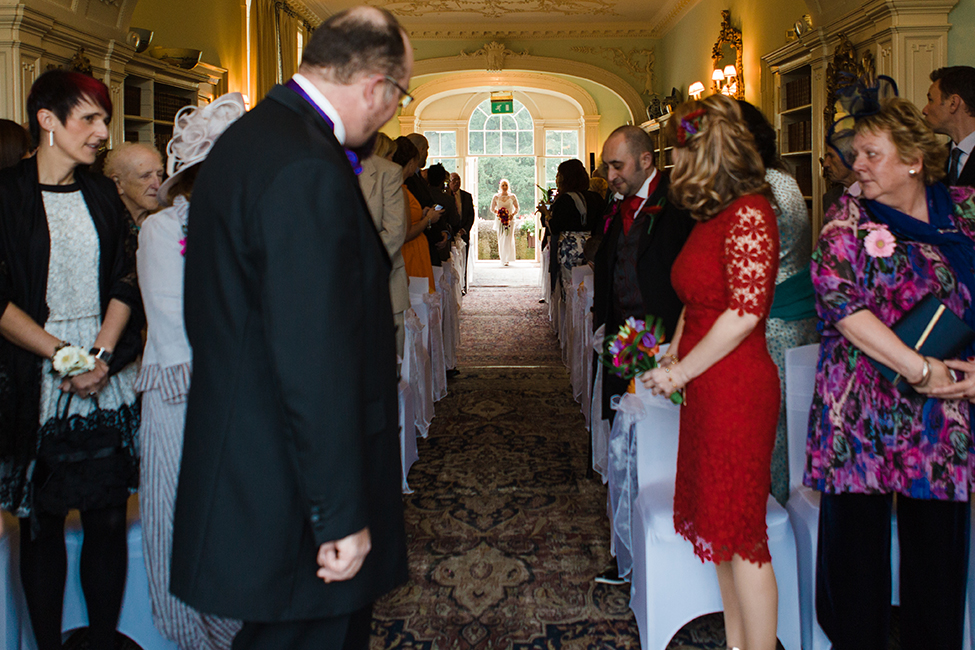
[[303, 0, 698, 38]]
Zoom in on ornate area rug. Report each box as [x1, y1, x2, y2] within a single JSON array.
[[372, 285, 833, 649]]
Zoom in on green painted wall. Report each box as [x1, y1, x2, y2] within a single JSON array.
[[130, 0, 245, 94], [949, 0, 975, 66], [656, 0, 806, 105]]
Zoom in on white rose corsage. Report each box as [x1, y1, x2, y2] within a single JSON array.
[[52, 344, 96, 377]]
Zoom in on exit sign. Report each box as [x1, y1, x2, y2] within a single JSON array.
[[491, 92, 513, 114]]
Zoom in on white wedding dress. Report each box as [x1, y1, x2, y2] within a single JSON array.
[[492, 193, 518, 266]]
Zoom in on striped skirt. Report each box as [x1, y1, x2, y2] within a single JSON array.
[[137, 363, 241, 649]]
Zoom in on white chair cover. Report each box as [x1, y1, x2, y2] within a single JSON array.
[[423, 291, 447, 401], [569, 266, 593, 403], [540, 243, 551, 303], [628, 378, 802, 650], [607, 384, 645, 580], [450, 236, 465, 309], [581, 309, 594, 427], [398, 379, 418, 493], [438, 262, 460, 372], [405, 289, 435, 438], [590, 325, 610, 482]]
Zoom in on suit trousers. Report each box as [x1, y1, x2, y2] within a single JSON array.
[[231, 604, 373, 650], [816, 492, 970, 650]]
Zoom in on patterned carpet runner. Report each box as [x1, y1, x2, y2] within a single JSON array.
[[369, 285, 732, 649]]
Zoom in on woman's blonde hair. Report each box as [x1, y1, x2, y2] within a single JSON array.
[[373, 132, 397, 160], [666, 94, 768, 221], [854, 97, 947, 186]]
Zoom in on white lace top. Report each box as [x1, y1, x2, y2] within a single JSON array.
[[43, 188, 101, 321]]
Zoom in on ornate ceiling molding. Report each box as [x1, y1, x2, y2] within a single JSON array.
[[372, 0, 619, 19], [412, 53, 642, 122], [406, 25, 655, 39], [647, 0, 702, 38], [571, 45, 654, 96]]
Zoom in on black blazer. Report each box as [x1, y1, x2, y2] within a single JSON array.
[[171, 84, 407, 621], [457, 189, 475, 243], [592, 173, 695, 409], [954, 153, 975, 188]]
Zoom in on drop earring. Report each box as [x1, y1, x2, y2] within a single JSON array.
[[48, 130, 54, 147]]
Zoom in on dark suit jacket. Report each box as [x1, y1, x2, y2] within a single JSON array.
[[457, 189, 475, 243], [951, 150, 975, 188], [406, 173, 448, 266], [592, 172, 695, 410], [171, 84, 407, 621]]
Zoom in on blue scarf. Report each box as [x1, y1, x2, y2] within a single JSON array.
[[863, 183, 975, 355]]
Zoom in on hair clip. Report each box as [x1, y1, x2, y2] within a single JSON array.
[[676, 109, 707, 146]]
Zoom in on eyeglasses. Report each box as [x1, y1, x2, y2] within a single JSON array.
[[384, 76, 414, 109]]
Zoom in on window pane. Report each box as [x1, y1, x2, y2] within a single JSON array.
[[469, 109, 488, 131], [562, 131, 579, 155], [469, 131, 484, 154], [485, 131, 501, 155], [545, 158, 561, 188], [430, 157, 458, 174], [501, 114, 517, 131], [484, 115, 501, 131], [441, 132, 457, 156], [499, 130, 516, 155], [546, 131, 561, 156], [517, 132, 534, 154], [514, 108, 533, 130], [423, 131, 438, 153]]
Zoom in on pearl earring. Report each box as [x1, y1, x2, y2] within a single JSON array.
[[908, 168, 916, 176], [48, 130, 54, 147]]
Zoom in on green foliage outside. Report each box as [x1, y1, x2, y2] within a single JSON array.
[[477, 156, 539, 220]]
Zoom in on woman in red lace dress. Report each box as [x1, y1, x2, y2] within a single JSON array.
[[642, 94, 781, 650]]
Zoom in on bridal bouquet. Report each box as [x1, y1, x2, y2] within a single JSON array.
[[600, 316, 683, 404], [498, 207, 512, 232]]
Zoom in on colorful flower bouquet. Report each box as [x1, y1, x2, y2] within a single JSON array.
[[600, 315, 683, 404], [498, 207, 512, 232]]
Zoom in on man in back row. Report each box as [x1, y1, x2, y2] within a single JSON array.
[[923, 66, 975, 187], [172, 6, 411, 649]]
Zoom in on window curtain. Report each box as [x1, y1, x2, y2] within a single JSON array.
[[253, 0, 315, 103]]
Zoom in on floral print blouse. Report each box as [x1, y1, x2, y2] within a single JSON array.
[[804, 187, 975, 501]]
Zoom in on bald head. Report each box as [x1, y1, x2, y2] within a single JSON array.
[[104, 142, 164, 225], [407, 133, 428, 167], [300, 6, 408, 85], [602, 126, 655, 198]]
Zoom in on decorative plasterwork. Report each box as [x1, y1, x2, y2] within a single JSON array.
[[571, 46, 654, 96], [284, 0, 323, 29], [408, 26, 654, 39], [458, 41, 528, 71], [412, 54, 642, 123], [373, 0, 619, 19]]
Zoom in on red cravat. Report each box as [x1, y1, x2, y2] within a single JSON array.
[[621, 173, 661, 236]]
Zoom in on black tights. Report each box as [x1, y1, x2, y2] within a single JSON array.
[[19, 504, 128, 650]]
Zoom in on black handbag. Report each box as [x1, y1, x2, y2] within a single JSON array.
[[33, 392, 133, 516]]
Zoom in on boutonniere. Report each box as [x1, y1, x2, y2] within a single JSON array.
[[859, 222, 896, 258], [179, 222, 188, 257], [604, 201, 621, 234], [645, 198, 667, 233]]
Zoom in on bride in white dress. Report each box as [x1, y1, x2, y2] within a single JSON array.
[[490, 178, 519, 266]]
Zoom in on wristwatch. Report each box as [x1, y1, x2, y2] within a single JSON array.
[[90, 347, 114, 365]]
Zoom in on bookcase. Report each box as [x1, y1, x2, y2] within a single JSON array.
[[640, 113, 673, 171]]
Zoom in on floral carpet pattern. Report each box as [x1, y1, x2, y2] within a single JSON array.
[[370, 285, 748, 649]]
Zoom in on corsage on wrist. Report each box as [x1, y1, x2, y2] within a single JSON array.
[[51, 344, 96, 378]]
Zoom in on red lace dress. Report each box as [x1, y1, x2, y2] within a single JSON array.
[[671, 194, 780, 565]]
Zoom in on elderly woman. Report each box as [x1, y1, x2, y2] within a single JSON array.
[[136, 94, 245, 650], [491, 178, 519, 266], [0, 69, 142, 650], [738, 100, 820, 505], [807, 95, 975, 649], [537, 158, 601, 301], [641, 94, 780, 650]]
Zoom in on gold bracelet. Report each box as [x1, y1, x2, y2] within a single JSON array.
[[910, 356, 932, 387]]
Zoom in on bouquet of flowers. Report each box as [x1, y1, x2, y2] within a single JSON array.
[[600, 315, 683, 404], [498, 207, 512, 232]]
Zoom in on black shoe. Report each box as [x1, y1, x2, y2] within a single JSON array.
[[594, 559, 625, 585], [446, 368, 461, 378]]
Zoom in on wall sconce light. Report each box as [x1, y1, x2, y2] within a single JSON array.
[[712, 65, 739, 96], [688, 81, 705, 100]]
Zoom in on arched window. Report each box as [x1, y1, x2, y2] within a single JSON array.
[[468, 99, 534, 156]]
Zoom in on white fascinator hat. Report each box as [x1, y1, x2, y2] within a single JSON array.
[[158, 91, 246, 207]]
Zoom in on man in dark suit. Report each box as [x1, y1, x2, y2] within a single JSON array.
[[171, 7, 411, 649], [922, 66, 975, 187], [591, 125, 695, 585], [449, 172, 475, 293]]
